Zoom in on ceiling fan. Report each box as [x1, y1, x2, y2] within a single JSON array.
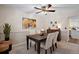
[[34, 4, 55, 14]]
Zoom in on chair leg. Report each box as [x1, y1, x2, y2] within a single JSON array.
[[50, 47, 52, 53], [52, 44, 54, 51], [45, 50, 47, 54], [34, 44, 37, 51], [55, 43, 57, 48], [30, 42, 31, 47]]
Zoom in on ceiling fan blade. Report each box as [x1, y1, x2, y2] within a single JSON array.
[[46, 10, 55, 12], [34, 7, 42, 10], [36, 11, 43, 14]]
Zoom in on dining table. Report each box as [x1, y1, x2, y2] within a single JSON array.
[[26, 33, 48, 54]]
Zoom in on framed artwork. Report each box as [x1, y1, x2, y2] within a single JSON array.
[[22, 18, 36, 29]]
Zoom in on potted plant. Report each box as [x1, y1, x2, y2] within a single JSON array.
[[3, 23, 11, 41]]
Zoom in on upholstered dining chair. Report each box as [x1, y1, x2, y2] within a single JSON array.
[[40, 32, 56, 54], [52, 32, 59, 51]]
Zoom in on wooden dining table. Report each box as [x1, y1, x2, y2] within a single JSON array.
[[26, 33, 48, 54]]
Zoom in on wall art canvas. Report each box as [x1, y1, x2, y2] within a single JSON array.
[[22, 18, 36, 29]]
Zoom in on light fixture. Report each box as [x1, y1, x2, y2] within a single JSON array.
[[58, 24, 61, 28]]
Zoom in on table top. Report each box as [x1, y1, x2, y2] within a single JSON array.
[[27, 33, 48, 41]]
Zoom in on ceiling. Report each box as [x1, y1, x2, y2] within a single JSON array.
[[2, 4, 79, 8], [0, 4, 79, 13]]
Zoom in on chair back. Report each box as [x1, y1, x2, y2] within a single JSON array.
[[45, 33, 56, 49], [52, 31, 59, 44]]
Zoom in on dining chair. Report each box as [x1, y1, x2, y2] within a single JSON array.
[[40, 33, 56, 54], [52, 31, 59, 51]]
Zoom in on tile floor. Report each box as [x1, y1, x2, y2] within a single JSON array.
[[9, 40, 79, 54]]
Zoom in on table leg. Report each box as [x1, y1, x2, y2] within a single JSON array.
[[37, 42, 40, 54], [27, 36, 29, 50]]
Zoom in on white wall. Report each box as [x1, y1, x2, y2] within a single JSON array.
[[30, 8, 77, 30], [0, 5, 79, 46], [0, 6, 30, 33], [29, 8, 78, 41]]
